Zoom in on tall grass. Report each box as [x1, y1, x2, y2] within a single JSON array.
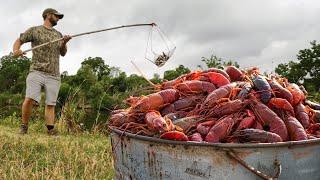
[[0, 85, 115, 179], [0, 116, 114, 179], [0, 126, 114, 179]]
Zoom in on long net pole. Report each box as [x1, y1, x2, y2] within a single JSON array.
[[22, 23, 156, 54]]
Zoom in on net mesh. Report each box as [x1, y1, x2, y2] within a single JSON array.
[[145, 25, 176, 67]]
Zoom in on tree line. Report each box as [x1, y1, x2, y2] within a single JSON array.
[[1, 41, 319, 126]]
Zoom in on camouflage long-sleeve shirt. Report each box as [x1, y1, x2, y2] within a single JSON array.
[[20, 25, 63, 77]]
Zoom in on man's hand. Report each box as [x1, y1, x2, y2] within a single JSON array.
[[62, 35, 72, 44], [60, 35, 71, 56], [12, 49, 25, 58], [12, 38, 25, 58]]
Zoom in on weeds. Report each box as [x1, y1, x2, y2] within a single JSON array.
[[0, 85, 115, 179], [0, 125, 114, 179]]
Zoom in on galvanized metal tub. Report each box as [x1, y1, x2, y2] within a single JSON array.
[[110, 128, 320, 180]]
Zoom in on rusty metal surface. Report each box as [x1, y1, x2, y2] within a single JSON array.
[[110, 128, 320, 180]]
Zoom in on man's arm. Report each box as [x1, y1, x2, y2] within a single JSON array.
[[60, 35, 71, 56], [12, 38, 25, 57], [60, 42, 67, 56], [13, 27, 34, 57]]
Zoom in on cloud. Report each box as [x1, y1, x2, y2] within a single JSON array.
[[1, 0, 320, 78]]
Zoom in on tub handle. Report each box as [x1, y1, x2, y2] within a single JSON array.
[[226, 150, 281, 180]]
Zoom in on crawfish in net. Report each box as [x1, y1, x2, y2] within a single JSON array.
[[145, 25, 176, 67], [154, 47, 176, 67]]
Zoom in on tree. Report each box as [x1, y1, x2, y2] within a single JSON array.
[[57, 82, 71, 106], [87, 81, 105, 109], [201, 55, 224, 69], [275, 41, 320, 90], [74, 64, 98, 93], [150, 73, 162, 84], [125, 74, 150, 91], [275, 61, 305, 83], [109, 67, 121, 78], [201, 54, 239, 69], [163, 65, 190, 80], [0, 55, 30, 93], [110, 72, 127, 93], [223, 60, 240, 67], [298, 41, 320, 79], [81, 57, 111, 80]]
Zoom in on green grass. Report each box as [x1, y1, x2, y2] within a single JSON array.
[[0, 117, 114, 179]]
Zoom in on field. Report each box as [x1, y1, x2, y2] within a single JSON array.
[[0, 115, 114, 180]]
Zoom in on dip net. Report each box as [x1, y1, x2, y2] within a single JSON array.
[[145, 25, 176, 67]]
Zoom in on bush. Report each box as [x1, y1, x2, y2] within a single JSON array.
[[0, 93, 22, 106]]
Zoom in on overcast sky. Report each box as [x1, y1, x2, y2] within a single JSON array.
[[1, 0, 320, 78]]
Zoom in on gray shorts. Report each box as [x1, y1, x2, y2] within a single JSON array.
[[26, 71, 61, 106]]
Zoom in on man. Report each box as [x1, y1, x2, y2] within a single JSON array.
[[12, 8, 72, 135]]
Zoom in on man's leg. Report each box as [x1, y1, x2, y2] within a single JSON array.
[[20, 72, 42, 134], [19, 97, 34, 134], [45, 105, 55, 126], [22, 97, 34, 125], [45, 105, 58, 135], [44, 75, 61, 135]]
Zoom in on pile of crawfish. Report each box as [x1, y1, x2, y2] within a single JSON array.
[[109, 66, 320, 143]]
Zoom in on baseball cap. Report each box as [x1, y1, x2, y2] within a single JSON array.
[[42, 8, 64, 19]]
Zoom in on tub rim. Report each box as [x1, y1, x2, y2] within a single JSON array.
[[110, 127, 320, 148]]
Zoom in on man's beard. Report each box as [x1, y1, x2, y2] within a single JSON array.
[[49, 18, 57, 26]]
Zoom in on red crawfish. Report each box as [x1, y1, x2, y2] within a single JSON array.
[[204, 99, 248, 118], [124, 96, 142, 106], [252, 121, 263, 130], [173, 116, 202, 133], [232, 129, 283, 143], [145, 111, 174, 134], [294, 103, 310, 129], [189, 132, 203, 142], [307, 135, 318, 139], [182, 71, 203, 81], [115, 122, 154, 136], [252, 75, 272, 104], [286, 83, 305, 106], [283, 115, 308, 141], [196, 119, 216, 136], [164, 111, 188, 122], [225, 66, 244, 82], [175, 80, 216, 94], [161, 95, 204, 116], [246, 67, 260, 76], [202, 83, 236, 107], [268, 79, 293, 104], [110, 109, 143, 126], [205, 113, 243, 143], [160, 131, 189, 141], [202, 67, 231, 81], [268, 97, 295, 116], [131, 89, 180, 112], [304, 100, 320, 110], [161, 71, 201, 89], [249, 97, 289, 141], [307, 123, 320, 136], [236, 82, 252, 100], [299, 85, 308, 96], [162, 79, 183, 90], [305, 106, 320, 124], [197, 72, 230, 88], [236, 109, 256, 130]]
